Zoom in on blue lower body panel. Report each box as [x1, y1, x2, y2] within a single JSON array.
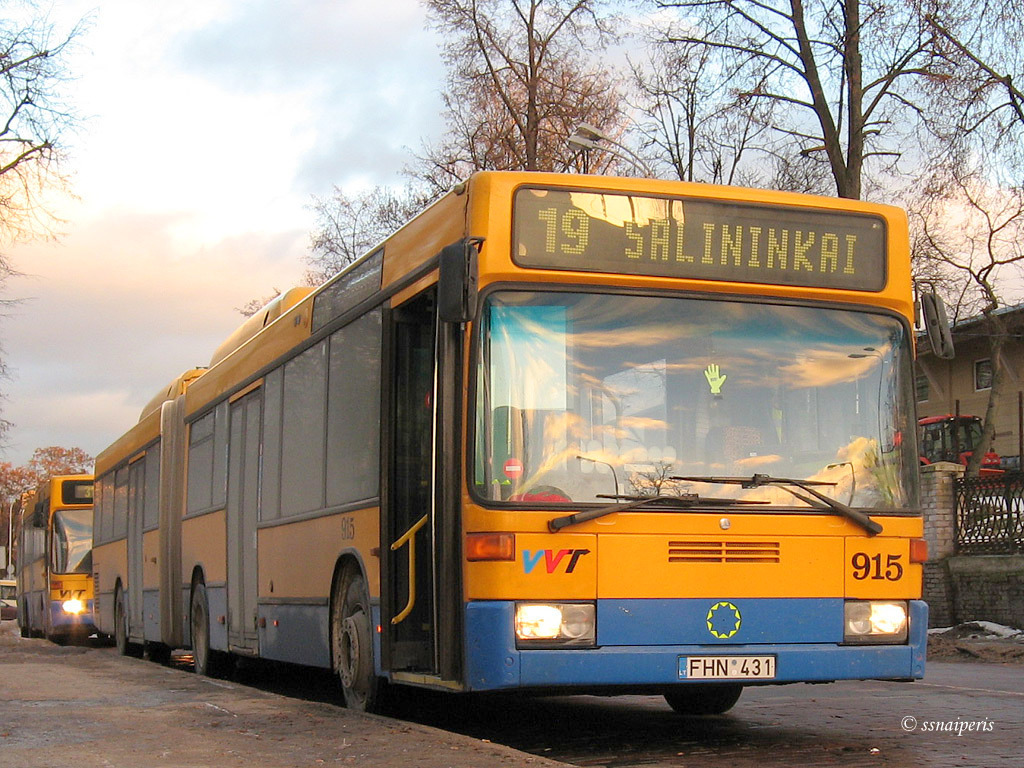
[[258, 602, 330, 668], [48, 599, 97, 638], [464, 599, 927, 692]]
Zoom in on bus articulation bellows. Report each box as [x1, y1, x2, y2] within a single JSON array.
[[92, 172, 927, 714]]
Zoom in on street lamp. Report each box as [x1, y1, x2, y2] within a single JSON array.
[[567, 123, 654, 177], [577, 455, 621, 499]]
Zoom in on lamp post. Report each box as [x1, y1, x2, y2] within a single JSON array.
[[567, 123, 654, 177], [577, 455, 621, 499], [849, 346, 889, 454]]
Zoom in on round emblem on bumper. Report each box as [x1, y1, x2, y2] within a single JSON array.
[[706, 601, 742, 639]]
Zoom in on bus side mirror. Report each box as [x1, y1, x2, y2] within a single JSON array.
[[32, 503, 46, 528], [920, 291, 955, 360], [438, 238, 482, 324]]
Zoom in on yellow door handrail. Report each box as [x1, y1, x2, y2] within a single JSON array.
[[390, 514, 429, 625]]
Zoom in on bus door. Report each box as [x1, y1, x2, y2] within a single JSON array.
[[127, 457, 146, 638], [385, 288, 464, 681], [226, 389, 262, 654]]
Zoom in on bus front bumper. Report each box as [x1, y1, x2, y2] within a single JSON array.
[[464, 599, 927, 692], [49, 599, 97, 634]]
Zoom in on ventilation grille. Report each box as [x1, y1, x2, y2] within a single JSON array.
[[667, 540, 781, 564]]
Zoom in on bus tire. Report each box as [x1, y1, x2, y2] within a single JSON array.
[[114, 586, 142, 657], [114, 586, 129, 654], [664, 684, 743, 715], [190, 581, 227, 677], [332, 569, 385, 712]]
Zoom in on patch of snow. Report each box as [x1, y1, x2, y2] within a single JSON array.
[[929, 621, 1024, 639], [968, 621, 1024, 638]]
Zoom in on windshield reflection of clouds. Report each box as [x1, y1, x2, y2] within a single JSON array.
[[476, 292, 916, 510]]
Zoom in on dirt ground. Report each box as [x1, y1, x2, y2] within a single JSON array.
[[926, 621, 1024, 664]]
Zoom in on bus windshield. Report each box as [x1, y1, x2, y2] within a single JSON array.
[[473, 291, 918, 510], [51, 508, 93, 574]]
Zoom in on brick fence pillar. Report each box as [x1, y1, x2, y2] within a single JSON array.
[[920, 462, 964, 627]]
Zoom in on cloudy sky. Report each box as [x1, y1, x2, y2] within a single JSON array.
[[2, 0, 445, 466]]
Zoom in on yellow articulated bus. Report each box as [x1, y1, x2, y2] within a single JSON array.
[[17, 475, 97, 643], [96, 172, 927, 715], [92, 368, 206, 657]]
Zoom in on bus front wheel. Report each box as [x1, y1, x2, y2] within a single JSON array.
[[664, 684, 743, 715], [331, 569, 386, 712]]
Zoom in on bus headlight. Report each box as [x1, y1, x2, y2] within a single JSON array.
[[515, 602, 595, 647], [844, 600, 908, 644], [62, 599, 85, 615]]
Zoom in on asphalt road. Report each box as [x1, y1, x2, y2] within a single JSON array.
[[3, 618, 1022, 768], [406, 662, 1024, 768]]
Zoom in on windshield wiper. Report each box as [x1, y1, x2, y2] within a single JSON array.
[[671, 473, 883, 537], [548, 493, 769, 532]]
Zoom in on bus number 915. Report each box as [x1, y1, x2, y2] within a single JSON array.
[[851, 552, 903, 581]]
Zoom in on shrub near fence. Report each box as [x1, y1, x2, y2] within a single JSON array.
[[955, 472, 1024, 554]]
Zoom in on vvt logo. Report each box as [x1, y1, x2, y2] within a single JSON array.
[[522, 549, 591, 574]]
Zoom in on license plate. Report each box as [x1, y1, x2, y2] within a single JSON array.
[[679, 655, 776, 680]]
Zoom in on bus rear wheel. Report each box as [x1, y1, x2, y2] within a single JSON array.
[[114, 586, 141, 657], [114, 587, 129, 654], [664, 684, 743, 715], [332, 570, 386, 712], [190, 581, 227, 676]]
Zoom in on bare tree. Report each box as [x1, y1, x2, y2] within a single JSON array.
[[651, 0, 936, 199], [630, 27, 776, 186], [413, 0, 627, 192], [0, 5, 82, 244], [898, 2, 1024, 474], [235, 289, 283, 318], [911, 166, 1024, 474], [628, 461, 689, 497], [304, 185, 433, 286], [308, 1, 628, 282], [0, 6, 83, 445], [921, 1, 1024, 172]]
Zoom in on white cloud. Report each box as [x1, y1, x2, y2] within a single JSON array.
[[1, 0, 447, 467], [3, 210, 305, 465]]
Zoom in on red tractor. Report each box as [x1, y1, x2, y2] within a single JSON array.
[[918, 414, 1002, 471]]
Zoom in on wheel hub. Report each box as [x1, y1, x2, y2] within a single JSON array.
[[339, 616, 361, 688]]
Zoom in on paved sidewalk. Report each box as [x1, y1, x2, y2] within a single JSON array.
[[0, 621, 566, 768]]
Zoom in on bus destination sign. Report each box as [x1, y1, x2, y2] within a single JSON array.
[[513, 188, 887, 291]]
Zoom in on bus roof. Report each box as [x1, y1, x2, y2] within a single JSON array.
[[96, 369, 205, 476], [209, 287, 315, 368], [164, 171, 910, 423], [35, 475, 93, 509], [138, 367, 207, 422]]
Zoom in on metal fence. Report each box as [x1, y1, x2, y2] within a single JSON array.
[[955, 472, 1024, 554]]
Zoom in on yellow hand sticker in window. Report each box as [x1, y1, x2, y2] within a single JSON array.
[[704, 364, 727, 395]]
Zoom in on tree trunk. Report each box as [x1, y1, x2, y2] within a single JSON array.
[[965, 312, 1006, 476]]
